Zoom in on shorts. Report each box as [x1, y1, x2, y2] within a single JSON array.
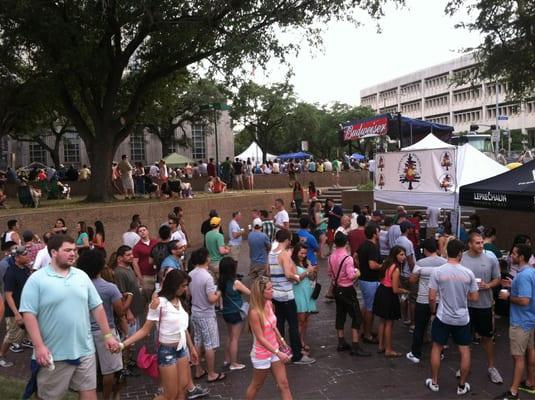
[[509, 326, 534, 356], [191, 316, 220, 350], [222, 312, 243, 325], [431, 318, 471, 346], [229, 245, 241, 261], [327, 229, 336, 244], [121, 175, 134, 190], [37, 354, 97, 399], [208, 260, 220, 280], [251, 353, 280, 369], [468, 307, 493, 337], [3, 317, 25, 344], [157, 344, 187, 366], [359, 280, 380, 312], [92, 329, 123, 375], [334, 286, 362, 330]]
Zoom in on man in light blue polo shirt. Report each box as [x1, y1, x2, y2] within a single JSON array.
[[20, 234, 120, 400], [228, 211, 243, 261]]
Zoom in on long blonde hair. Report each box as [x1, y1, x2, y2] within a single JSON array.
[[249, 277, 271, 328]]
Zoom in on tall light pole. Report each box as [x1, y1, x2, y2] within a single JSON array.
[[201, 102, 230, 172]]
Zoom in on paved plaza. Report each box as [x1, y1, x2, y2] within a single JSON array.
[[1, 242, 528, 400]]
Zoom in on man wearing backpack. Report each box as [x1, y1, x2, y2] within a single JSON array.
[[151, 225, 172, 283]]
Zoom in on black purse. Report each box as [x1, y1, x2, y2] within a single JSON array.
[[311, 281, 322, 300]]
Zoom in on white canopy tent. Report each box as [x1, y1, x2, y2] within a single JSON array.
[[401, 133, 455, 151], [236, 142, 277, 162], [374, 138, 507, 209]]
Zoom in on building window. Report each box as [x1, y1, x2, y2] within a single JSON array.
[[63, 132, 80, 164], [29, 142, 48, 165], [130, 132, 145, 162], [191, 125, 206, 160]]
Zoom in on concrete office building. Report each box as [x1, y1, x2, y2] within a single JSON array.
[[360, 54, 535, 147], [0, 111, 234, 169]]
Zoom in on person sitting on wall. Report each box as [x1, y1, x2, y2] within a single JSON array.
[[212, 177, 227, 193]]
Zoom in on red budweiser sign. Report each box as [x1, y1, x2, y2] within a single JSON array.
[[342, 116, 388, 141]]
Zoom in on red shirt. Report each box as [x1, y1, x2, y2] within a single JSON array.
[[348, 229, 366, 255], [207, 163, 216, 177], [408, 217, 420, 249], [133, 238, 158, 276]]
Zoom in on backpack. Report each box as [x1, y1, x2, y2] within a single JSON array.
[[150, 242, 170, 270]]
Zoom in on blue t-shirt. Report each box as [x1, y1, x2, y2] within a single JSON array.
[[19, 265, 102, 361], [248, 230, 271, 265], [510, 265, 535, 331], [161, 255, 182, 271], [90, 278, 122, 332], [296, 229, 319, 266]]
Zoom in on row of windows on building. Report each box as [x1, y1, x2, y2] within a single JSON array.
[[424, 74, 449, 89], [426, 115, 450, 125], [401, 101, 420, 114], [27, 126, 207, 166], [425, 95, 448, 109]]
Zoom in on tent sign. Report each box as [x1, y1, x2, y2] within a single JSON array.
[[342, 116, 388, 141]]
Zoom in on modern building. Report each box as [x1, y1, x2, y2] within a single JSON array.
[[0, 111, 234, 169], [360, 54, 535, 147]]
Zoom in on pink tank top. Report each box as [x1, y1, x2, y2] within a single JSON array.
[[381, 264, 396, 288], [252, 302, 279, 359]]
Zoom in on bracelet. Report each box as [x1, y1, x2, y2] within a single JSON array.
[[124, 292, 133, 297], [274, 349, 280, 355], [103, 333, 113, 339]]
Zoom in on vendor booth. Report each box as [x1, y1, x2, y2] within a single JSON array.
[[459, 159, 535, 212], [236, 142, 277, 162]]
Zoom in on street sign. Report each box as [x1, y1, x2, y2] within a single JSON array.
[[498, 115, 508, 121]]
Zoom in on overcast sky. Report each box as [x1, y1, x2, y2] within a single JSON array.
[[255, 0, 481, 106]]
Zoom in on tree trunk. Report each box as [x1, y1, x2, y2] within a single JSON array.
[[49, 147, 61, 169], [85, 137, 116, 202], [160, 134, 174, 157]]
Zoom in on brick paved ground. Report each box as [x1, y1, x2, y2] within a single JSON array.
[[1, 242, 531, 400]]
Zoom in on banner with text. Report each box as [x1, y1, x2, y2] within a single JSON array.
[[342, 116, 388, 141]]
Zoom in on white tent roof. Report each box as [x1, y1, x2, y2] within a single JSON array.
[[236, 142, 277, 162], [402, 133, 455, 151]]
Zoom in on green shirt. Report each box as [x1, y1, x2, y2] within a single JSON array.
[[205, 229, 225, 262], [19, 265, 102, 361]]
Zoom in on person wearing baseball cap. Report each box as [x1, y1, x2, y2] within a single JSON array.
[[247, 218, 271, 280], [205, 217, 229, 279]]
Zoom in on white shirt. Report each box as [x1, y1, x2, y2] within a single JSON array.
[[323, 161, 332, 172], [33, 247, 51, 270], [335, 226, 349, 236], [171, 229, 187, 245], [350, 212, 359, 231], [368, 159, 376, 173], [123, 231, 141, 248], [426, 207, 440, 228], [149, 165, 160, 177], [274, 210, 289, 230], [228, 220, 242, 246], [147, 297, 189, 349]]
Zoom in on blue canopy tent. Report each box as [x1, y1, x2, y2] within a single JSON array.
[[350, 153, 365, 160], [278, 151, 312, 160]]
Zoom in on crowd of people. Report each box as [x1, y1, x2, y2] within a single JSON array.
[[0, 197, 534, 400]]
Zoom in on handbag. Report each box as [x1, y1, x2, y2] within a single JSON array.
[[224, 291, 249, 319], [269, 319, 293, 359], [311, 281, 322, 300], [330, 255, 350, 298], [137, 307, 162, 379]]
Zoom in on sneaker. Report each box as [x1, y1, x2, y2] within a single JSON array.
[[21, 339, 34, 349], [293, 355, 316, 365], [488, 367, 504, 384], [187, 385, 210, 399], [9, 343, 23, 353], [519, 380, 535, 394], [494, 391, 518, 400], [456, 369, 461, 379], [229, 363, 246, 371], [425, 378, 439, 392], [409, 326, 415, 334], [406, 352, 420, 364], [457, 382, 471, 396], [0, 357, 13, 368]]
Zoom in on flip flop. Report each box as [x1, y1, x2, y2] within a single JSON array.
[[194, 370, 207, 380], [207, 372, 226, 383], [377, 348, 385, 354]]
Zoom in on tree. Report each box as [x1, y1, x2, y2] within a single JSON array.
[[446, 0, 535, 98], [0, 0, 399, 201], [232, 81, 297, 163], [141, 73, 230, 157]]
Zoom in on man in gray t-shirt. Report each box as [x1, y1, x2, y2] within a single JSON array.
[[460, 232, 503, 384], [407, 239, 446, 362], [426, 239, 478, 394]]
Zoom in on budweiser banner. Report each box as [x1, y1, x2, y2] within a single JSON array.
[[374, 149, 457, 208], [342, 116, 388, 141]]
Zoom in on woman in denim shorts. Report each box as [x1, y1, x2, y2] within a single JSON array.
[[218, 257, 251, 371], [122, 270, 198, 400]]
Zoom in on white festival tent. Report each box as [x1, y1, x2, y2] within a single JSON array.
[[374, 134, 507, 209], [236, 142, 277, 162]]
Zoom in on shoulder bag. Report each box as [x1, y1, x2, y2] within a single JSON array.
[[137, 306, 162, 379], [331, 255, 350, 299]]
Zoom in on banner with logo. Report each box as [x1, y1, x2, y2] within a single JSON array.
[[341, 115, 388, 141], [374, 149, 458, 208]]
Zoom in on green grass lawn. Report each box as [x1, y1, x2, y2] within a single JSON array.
[[0, 375, 77, 399]]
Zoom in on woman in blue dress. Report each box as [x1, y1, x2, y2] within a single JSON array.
[[291, 243, 317, 353]]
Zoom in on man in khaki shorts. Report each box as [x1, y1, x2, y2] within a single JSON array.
[[498, 243, 535, 400], [20, 234, 120, 399]]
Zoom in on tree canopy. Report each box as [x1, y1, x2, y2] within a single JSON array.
[[0, 0, 400, 201], [446, 0, 535, 98]]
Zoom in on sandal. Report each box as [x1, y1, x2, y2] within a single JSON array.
[[377, 348, 385, 354], [207, 372, 226, 383], [302, 345, 311, 352], [385, 351, 402, 358], [194, 370, 207, 380]]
